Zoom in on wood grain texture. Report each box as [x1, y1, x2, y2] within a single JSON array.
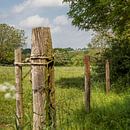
[[15, 48, 24, 128], [31, 27, 56, 130], [106, 60, 110, 94], [84, 55, 91, 113]]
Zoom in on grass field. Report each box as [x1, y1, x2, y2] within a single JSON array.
[[0, 66, 130, 130]]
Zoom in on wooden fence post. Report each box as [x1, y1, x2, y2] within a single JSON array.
[[31, 27, 56, 130], [15, 48, 24, 128], [84, 55, 91, 113], [105, 60, 110, 94]]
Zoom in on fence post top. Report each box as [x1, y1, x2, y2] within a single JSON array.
[[83, 55, 90, 64], [106, 59, 109, 63], [32, 27, 50, 30]]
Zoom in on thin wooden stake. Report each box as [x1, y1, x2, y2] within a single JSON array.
[[84, 55, 91, 113], [15, 48, 24, 128], [105, 60, 110, 94], [31, 27, 56, 130]]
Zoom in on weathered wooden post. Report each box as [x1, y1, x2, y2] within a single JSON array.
[[31, 27, 56, 130], [105, 59, 110, 94], [15, 48, 24, 128], [84, 55, 91, 113]]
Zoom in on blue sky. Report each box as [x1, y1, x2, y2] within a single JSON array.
[[0, 0, 93, 49]]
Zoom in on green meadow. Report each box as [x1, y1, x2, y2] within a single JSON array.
[[0, 66, 130, 130]]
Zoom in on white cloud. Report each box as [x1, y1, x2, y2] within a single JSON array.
[[19, 15, 50, 28], [30, 0, 63, 7], [52, 26, 93, 49], [0, 13, 8, 19], [13, 0, 30, 13], [13, 0, 64, 13], [52, 15, 69, 33], [51, 26, 61, 33], [53, 15, 69, 26], [9, 24, 16, 28]]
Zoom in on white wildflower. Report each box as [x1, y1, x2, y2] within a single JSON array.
[[0, 85, 8, 92], [10, 86, 15, 91], [4, 93, 12, 99]]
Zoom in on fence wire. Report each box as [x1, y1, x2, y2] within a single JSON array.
[[0, 65, 109, 130], [0, 66, 87, 129]]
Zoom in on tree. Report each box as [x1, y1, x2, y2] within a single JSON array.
[[63, 0, 130, 91], [0, 24, 26, 64], [87, 33, 130, 91], [102, 37, 130, 91], [54, 48, 72, 66], [63, 0, 130, 35], [54, 48, 85, 66], [22, 48, 31, 61]]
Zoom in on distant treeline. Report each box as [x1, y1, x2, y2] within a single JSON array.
[[22, 47, 87, 66], [0, 47, 88, 66]]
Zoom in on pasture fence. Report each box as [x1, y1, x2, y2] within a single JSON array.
[[83, 55, 111, 114], [14, 27, 56, 130], [0, 57, 111, 130], [0, 27, 112, 130]]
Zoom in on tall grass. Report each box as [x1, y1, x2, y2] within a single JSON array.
[[0, 66, 130, 130]]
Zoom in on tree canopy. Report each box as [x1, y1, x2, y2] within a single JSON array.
[[0, 24, 26, 64], [63, 0, 130, 36], [64, 0, 130, 92]]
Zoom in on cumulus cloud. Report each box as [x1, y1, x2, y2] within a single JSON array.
[[51, 26, 61, 33], [19, 15, 63, 33], [13, 0, 64, 13], [53, 15, 69, 26], [19, 15, 50, 28]]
